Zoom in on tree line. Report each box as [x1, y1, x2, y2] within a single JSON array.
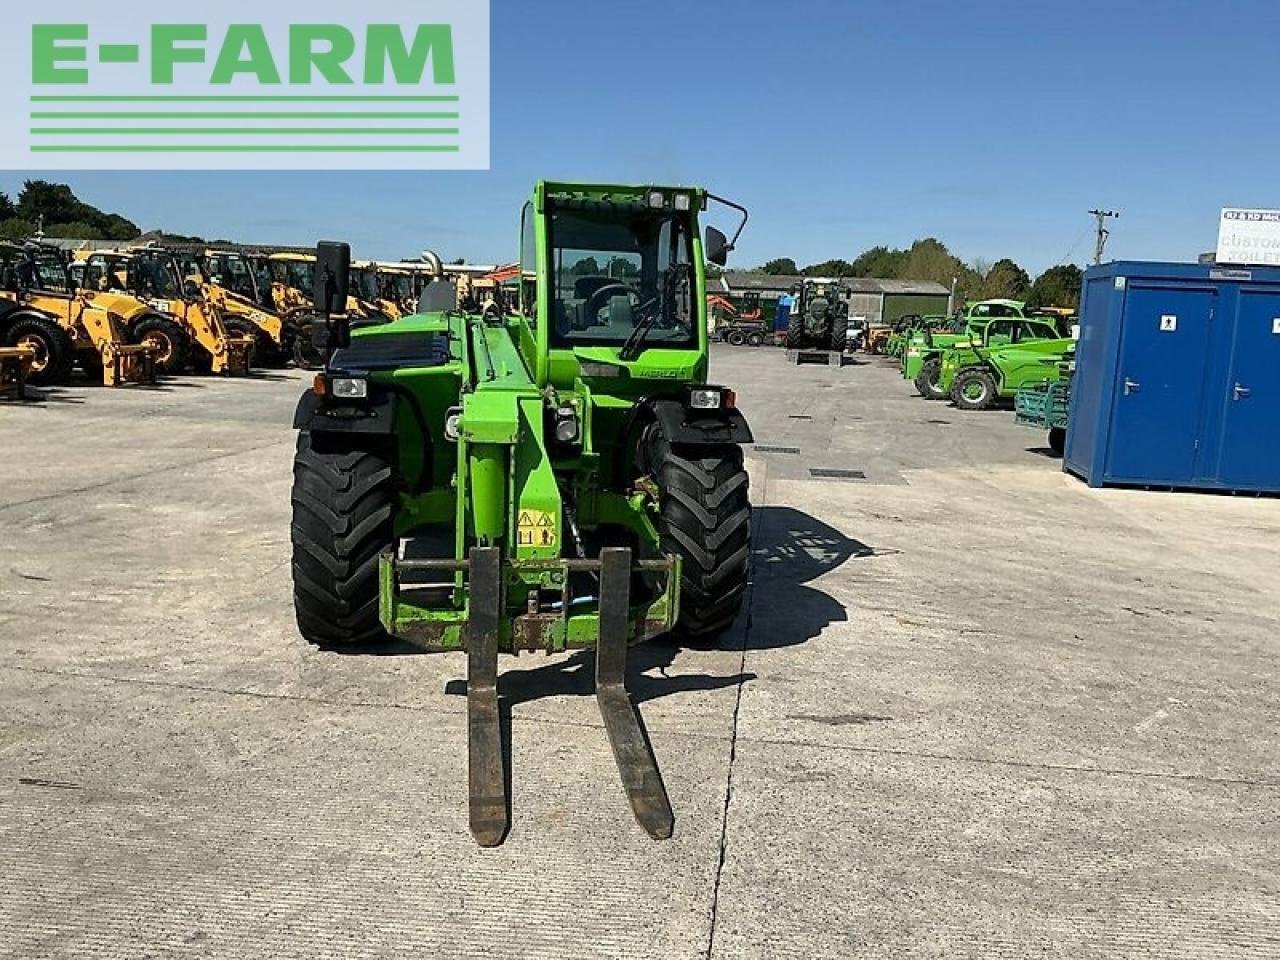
[[0, 181, 141, 243], [746, 238, 1084, 309]]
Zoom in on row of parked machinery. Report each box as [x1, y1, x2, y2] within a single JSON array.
[[0, 240, 447, 397], [879, 298, 1077, 452]]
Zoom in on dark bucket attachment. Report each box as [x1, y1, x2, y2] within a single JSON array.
[[463, 545, 673, 846]]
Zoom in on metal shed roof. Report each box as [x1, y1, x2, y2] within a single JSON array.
[[722, 272, 949, 296]]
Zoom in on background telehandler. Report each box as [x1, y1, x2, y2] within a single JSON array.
[[292, 181, 752, 846]]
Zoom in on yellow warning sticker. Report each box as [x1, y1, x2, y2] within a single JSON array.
[[516, 510, 557, 548]]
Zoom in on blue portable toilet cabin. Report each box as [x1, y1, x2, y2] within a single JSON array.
[[1066, 261, 1280, 494]]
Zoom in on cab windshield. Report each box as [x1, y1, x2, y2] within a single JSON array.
[[130, 254, 182, 298], [271, 260, 314, 298], [353, 268, 380, 302], [26, 250, 71, 292], [207, 254, 258, 300], [547, 203, 694, 349]]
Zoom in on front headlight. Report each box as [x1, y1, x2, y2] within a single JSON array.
[[690, 387, 736, 410], [329, 377, 368, 399]]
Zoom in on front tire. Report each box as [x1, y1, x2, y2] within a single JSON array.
[[290, 433, 396, 648], [830, 320, 848, 353], [642, 427, 751, 640], [727, 329, 746, 346], [1048, 426, 1066, 457], [785, 308, 805, 349], [914, 357, 946, 400], [4, 313, 74, 386], [951, 367, 998, 411], [133, 314, 191, 374]]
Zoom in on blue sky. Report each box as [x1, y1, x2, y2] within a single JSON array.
[[4, 0, 1278, 275]]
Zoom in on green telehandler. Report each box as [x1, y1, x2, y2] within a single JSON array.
[[292, 181, 753, 846], [906, 306, 1061, 400], [942, 335, 1075, 411]]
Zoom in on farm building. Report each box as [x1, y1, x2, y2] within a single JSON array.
[[718, 272, 951, 326]]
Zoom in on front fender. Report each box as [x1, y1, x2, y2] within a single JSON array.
[[293, 389, 397, 436], [649, 397, 753, 446]]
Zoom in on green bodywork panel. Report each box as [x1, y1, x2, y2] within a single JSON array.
[[337, 181, 718, 652]]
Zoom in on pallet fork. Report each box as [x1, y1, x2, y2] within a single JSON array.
[[465, 547, 673, 847]]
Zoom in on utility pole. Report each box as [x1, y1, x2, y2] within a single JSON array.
[[1089, 209, 1119, 265]]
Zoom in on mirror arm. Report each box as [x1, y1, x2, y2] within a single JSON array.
[[706, 193, 750, 255]]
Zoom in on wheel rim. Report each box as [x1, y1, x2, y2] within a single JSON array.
[[963, 381, 985, 402], [17, 334, 50, 373], [142, 331, 173, 364]]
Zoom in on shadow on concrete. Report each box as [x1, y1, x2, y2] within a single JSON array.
[[1026, 445, 1063, 460], [743, 504, 876, 647]]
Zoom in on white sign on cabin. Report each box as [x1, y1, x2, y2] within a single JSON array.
[[1217, 209, 1280, 266]]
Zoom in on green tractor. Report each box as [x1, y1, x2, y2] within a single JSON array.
[[785, 279, 850, 351], [942, 335, 1074, 412], [292, 181, 753, 846]]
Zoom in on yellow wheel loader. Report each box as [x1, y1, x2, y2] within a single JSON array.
[[75, 248, 253, 376], [350, 261, 404, 321], [196, 249, 292, 366], [0, 243, 156, 387]]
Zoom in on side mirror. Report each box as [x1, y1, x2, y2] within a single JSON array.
[[313, 241, 351, 315], [705, 226, 731, 267], [314, 241, 352, 357]]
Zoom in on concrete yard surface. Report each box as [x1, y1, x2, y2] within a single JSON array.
[[1, 347, 1276, 959]]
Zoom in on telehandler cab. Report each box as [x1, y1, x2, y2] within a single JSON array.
[[292, 181, 753, 845]]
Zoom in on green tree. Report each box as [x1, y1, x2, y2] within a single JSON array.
[[981, 258, 1031, 299], [801, 258, 855, 277], [0, 218, 35, 241], [0, 193, 14, 220], [849, 245, 909, 278], [1027, 264, 1084, 310], [16, 180, 140, 241], [759, 257, 798, 275]]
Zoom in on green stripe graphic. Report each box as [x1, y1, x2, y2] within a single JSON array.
[[32, 111, 459, 119], [31, 95, 459, 103], [31, 144, 462, 153], [32, 128, 460, 136]]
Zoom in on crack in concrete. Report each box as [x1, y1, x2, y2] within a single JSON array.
[[703, 461, 769, 960]]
